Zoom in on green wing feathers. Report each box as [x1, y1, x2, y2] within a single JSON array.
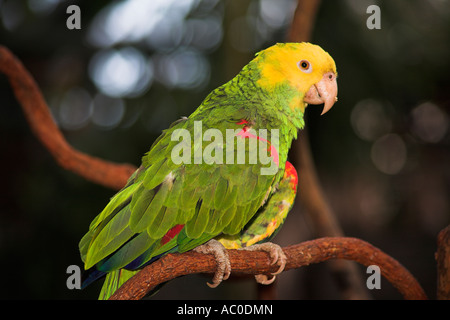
[[80, 117, 283, 279], [217, 161, 298, 249]]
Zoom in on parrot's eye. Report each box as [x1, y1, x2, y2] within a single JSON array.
[[297, 60, 312, 73]]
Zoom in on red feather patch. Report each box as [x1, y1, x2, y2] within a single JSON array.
[[236, 119, 249, 125], [161, 224, 184, 245], [284, 161, 298, 192], [236, 126, 280, 167]]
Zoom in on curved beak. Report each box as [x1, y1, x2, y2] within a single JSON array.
[[304, 72, 338, 115]]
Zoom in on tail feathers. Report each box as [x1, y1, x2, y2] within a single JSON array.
[[98, 269, 138, 300], [81, 269, 107, 290]]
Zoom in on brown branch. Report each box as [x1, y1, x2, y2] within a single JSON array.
[[287, 0, 371, 300], [0, 46, 136, 190], [288, 0, 344, 245], [288, 0, 344, 251], [287, 0, 321, 43], [109, 237, 427, 300], [436, 225, 450, 300]]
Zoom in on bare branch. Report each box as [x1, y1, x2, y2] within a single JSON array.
[[437, 225, 450, 300], [287, 0, 371, 300], [109, 237, 427, 300], [287, 0, 321, 43], [0, 46, 136, 190]]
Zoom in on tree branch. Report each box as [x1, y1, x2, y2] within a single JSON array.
[[436, 225, 450, 300], [109, 237, 427, 300], [0, 46, 136, 190], [287, 0, 371, 300], [287, 0, 321, 43]]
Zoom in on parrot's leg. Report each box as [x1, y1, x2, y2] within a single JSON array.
[[216, 161, 298, 285], [193, 239, 231, 288], [239, 242, 287, 284]]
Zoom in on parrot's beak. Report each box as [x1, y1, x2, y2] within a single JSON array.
[[304, 72, 338, 115]]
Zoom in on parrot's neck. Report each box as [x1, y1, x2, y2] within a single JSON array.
[[191, 62, 307, 170], [227, 68, 305, 170], [232, 65, 306, 137], [235, 60, 306, 130]]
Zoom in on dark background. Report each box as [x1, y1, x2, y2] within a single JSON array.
[[0, 0, 449, 299]]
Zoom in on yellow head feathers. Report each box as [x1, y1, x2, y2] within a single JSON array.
[[255, 42, 338, 114], [256, 42, 336, 91]]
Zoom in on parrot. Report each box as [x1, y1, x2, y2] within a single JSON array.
[[79, 42, 338, 299]]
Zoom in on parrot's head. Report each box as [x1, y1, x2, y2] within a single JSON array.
[[255, 42, 338, 115]]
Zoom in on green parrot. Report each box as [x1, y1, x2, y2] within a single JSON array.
[[79, 42, 338, 299]]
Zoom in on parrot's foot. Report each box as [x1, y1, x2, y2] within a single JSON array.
[[193, 239, 231, 288], [240, 242, 287, 285]]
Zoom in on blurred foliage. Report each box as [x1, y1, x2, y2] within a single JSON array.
[[0, 0, 449, 299]]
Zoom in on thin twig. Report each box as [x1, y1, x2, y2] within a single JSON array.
[[0, 46, 136, 190], [109, 237, 427, 300]]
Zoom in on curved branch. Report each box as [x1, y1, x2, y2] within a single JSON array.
[[0, 46, 136, 190], [109, 237, 427, 300]]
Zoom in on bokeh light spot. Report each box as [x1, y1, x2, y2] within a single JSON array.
[[351, 99, 392, 141], [411, 101, 448, 143], [1, 0, 26, 30], [89, 47, 153, 98], [87, 0, 198, 48], [28, 0, 61, 15], [259, 0, 296, 29], [58, 87, 92, 130], [153, 49, 210, 89], [371, 134, 407, 175], [91, 94, 125, 129]]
